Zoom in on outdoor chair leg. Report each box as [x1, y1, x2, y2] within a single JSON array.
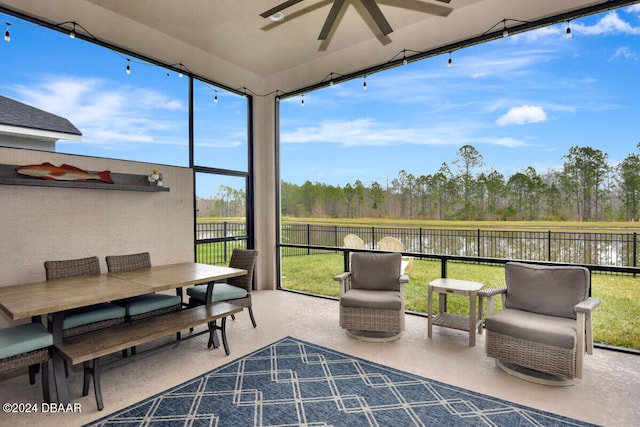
[[248, 307, 257, 328], [28, 363, 38, 385], [41, 361, 51, 403]]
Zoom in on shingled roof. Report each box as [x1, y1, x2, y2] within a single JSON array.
[[0, 95, 82, 137]]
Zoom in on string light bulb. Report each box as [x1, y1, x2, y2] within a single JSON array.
[[125, 59, 131, 75], [447, 53, 453, 68], [214, 90, 218, 103], [402, 50, 408, 65], [301, 94, 305, 107], [363, 76, 367, 91], [4, 22, 10, 42], [502, 20, 509, 38], [69, 22, 76, 39], [566, 22, 572, 39]]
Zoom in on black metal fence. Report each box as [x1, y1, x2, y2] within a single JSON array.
[[196, 221, 640, 268], [195, 222, 247, 265], [280, 223, 640, 268]]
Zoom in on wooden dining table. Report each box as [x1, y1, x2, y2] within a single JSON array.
[[0, 262, 247, 405]]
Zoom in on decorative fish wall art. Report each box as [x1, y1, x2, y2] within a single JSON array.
[[15, 162, 114, 184]]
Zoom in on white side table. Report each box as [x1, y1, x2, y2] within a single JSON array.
[[428, 278, 484, 346]]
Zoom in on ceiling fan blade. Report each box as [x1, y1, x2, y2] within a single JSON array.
[[379, 0, 452, 17], [318, 0, 346, 40], [361, 0, 393, 36], [260, 0, 306, 18]]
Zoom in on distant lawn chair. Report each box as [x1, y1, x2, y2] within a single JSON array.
[[343, 234, 365, 268], [378, 237, 413, 275], [343, 234, 365, 250]]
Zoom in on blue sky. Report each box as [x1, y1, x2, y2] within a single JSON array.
[[1, 5, 640, 192], [280, 5, 640, 186]]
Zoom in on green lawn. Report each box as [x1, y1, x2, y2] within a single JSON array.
[[280, 253, 640, 350]]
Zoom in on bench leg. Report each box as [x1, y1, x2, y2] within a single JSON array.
[[82, 359, 104, 411], [220, 316, 231, 355], [207, 320, 220, 349], [93, 359, 104, 411], [82, 362, 91, 396]]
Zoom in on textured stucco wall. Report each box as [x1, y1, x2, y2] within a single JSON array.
[[0, 147, 194, 290]]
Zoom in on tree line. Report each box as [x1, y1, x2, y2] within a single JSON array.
[[280, 144, 640, 222]]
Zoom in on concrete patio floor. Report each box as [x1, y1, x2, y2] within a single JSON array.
[[1, 289, 638, 426]]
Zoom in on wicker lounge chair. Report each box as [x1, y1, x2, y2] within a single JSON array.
[[484, 261, 600, 385], [187, 249, 258, 328], [334, 252, 408, 342]]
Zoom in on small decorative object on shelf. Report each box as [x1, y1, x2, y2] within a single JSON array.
[[148, 168, 163, 186]]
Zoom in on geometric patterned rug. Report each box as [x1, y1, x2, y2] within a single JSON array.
[[84, 336, 599, 426]]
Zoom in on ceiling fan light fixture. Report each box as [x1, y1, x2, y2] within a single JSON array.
[[270, 12, 285, 22]]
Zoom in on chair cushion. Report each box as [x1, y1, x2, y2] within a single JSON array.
[[0, 323, 53, 359], [186, 283, 248, 303], [351, 252, 401, 291], [62, 303, 126, 330], [484, 308, 577, 349], [117, 294, 182, 317], [505, 262, 590, 319], [340, 289, 402, 310]]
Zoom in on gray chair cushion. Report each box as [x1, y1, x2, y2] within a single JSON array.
[[485, 308, 577, 349], [340, 289, 402, 310], [505, 262, 589, 319], [351, 252, 401, 291]]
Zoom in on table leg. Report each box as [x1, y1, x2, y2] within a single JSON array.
[[469, 292, 477, 347], [427, 285, 433, 338], [477, 294, 484, 334], [50, 312, 69, 404]]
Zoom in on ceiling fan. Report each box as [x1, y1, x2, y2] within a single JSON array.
[[261, 0, 453, 40]]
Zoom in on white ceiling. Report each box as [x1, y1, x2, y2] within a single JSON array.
[[0, 0, 635, 96]]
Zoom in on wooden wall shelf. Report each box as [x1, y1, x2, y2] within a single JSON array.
[[0, 164, 170, 192]]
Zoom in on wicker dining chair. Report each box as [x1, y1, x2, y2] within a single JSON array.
[[186, 249, 258, 327], [0, 322, 53, 402], [44, 256, 126, 338], [105, 252, 183, 356], [105, 252, 183, 321]]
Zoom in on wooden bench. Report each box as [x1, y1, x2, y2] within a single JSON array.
[[55, 302, 242, 410]]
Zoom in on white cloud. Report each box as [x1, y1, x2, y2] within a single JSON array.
[[10, 75, 186, 146], [281, 118, 428, 147], [573, 11, 640, 36], [610, 46, 639, 61], [492, 137, 530, 147], [497, 105, 547, 126]]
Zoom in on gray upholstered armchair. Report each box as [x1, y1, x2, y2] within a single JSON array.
[[484, 262, 600, 385], [334, 252, 408, 342]]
